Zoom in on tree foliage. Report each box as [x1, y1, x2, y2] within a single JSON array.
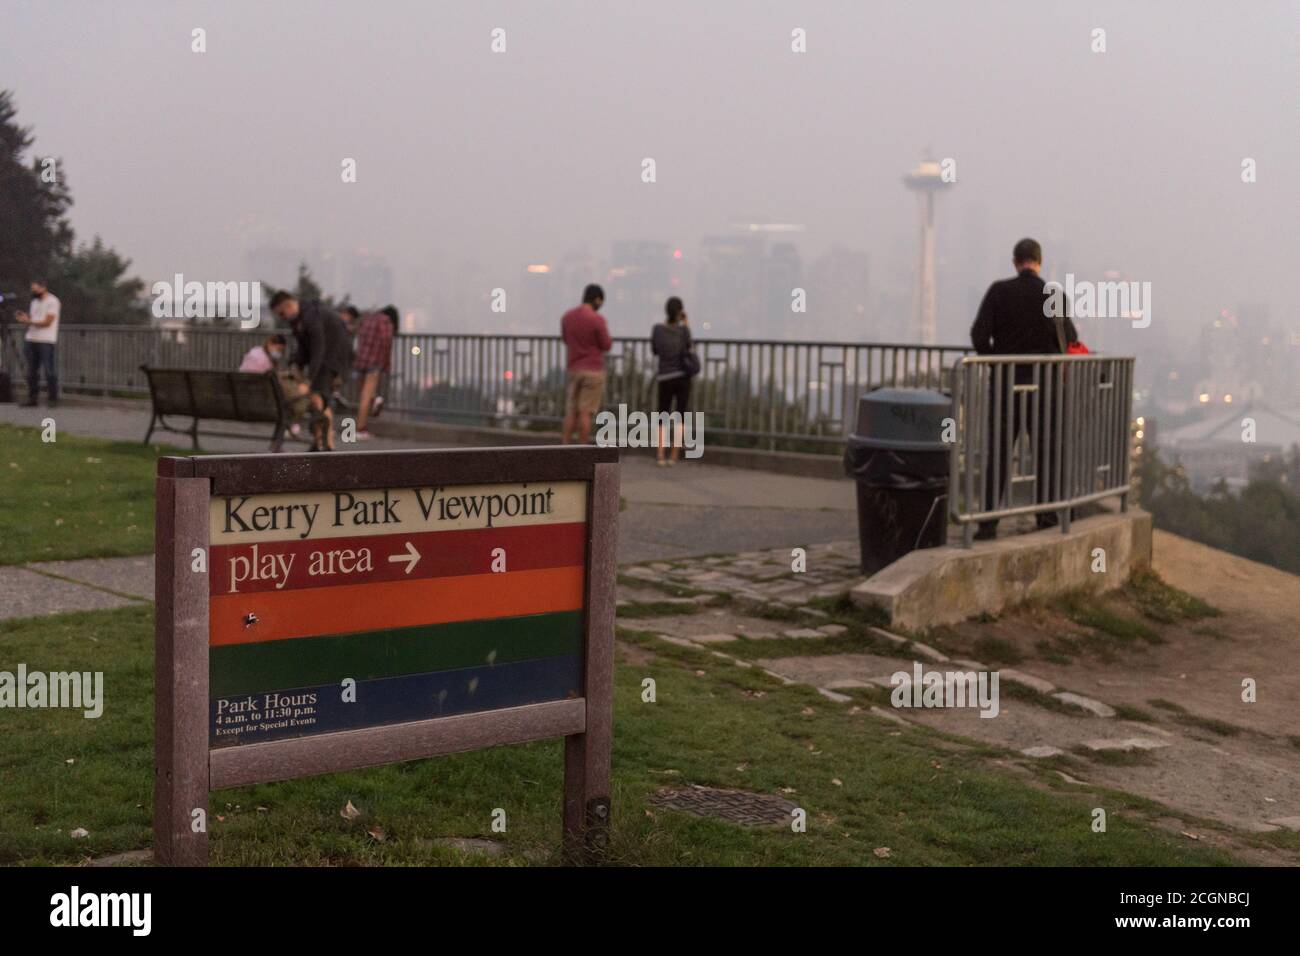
[[1137, 447, 1300, 573], [1, 89, 147, 324], [0, 90, 73, 290], [261, 263, 353, 314], [48, 236, 148, 325]]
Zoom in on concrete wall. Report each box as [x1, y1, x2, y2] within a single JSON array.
[[851, 510, 1153, 632]]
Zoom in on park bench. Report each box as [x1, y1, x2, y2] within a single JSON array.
[[140, 365, 292, 451]]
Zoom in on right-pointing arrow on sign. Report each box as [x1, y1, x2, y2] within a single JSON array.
[[388, 541, 421, 575]]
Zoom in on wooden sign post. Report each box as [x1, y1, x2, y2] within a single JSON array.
[[154, 446, 619, 865]]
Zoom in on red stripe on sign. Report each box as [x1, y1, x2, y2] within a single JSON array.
[[209, 522, 587, 596]]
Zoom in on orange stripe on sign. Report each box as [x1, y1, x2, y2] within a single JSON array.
[[209, 565, 586, 647]]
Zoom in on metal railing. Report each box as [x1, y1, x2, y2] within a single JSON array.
[[949, 354, 1135, 546], [52, 325, 970, 451]]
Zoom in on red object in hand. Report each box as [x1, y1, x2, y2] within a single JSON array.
[[1067, 341, 1090, 355]]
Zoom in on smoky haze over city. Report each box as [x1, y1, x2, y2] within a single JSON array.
[[2, 0, 1298, 413]]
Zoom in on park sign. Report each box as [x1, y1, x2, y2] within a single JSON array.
[[154, 446, 619, 865]]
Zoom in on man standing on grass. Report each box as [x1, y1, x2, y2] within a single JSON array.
[[15, 278, 60, 408], [560, 284, 611, 444]]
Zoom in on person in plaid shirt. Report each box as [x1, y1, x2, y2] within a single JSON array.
[[352, 305, 398, 439]]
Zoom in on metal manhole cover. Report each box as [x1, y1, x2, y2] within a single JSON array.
[[648, 785, 797, 827]]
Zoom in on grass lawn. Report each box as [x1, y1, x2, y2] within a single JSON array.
[[0, 603, 1241, 866], [0, 423, 180, 566]]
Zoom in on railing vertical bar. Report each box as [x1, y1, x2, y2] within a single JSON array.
[[1092, 360, 1103, 496], [1053, 362, 1065, 519], [1118, 358, 1128, 509], [1030, 363, 1041, 514], [990, 363, 1002, 516]]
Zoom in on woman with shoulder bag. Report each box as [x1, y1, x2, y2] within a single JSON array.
[[650, 297, 698, 467]]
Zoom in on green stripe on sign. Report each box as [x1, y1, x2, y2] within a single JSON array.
[[210, 610, 583, 698]]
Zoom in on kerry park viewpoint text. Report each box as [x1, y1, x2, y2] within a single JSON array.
[[220, 484, 561, 540]]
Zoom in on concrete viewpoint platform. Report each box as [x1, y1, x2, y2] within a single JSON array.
[[851, 509, 1154, 632]]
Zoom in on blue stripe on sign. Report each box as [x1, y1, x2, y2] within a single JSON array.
[[209, 654, 581, 748]]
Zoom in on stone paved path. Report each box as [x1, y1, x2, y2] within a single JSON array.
[[620, 539, 863, 611]]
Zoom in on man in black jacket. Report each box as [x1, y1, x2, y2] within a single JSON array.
[[270, 292, 352, 451], [969, 238, 1078, 539]]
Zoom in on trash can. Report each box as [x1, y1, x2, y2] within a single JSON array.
[[842, 387, 951, 574]]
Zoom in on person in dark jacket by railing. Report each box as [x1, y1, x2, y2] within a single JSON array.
[[969, 238, 1078, 539], [650, 297, 693, 467], [970, 239, 1078, 372], [270, 291, 351, 451]]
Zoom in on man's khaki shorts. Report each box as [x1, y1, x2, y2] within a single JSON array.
[[565, 370, 606, 416]]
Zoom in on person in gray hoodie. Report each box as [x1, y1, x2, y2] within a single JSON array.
[[650, 297, 694, 466]]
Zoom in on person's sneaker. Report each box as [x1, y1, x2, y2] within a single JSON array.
[[656, 459, 667, 468], [356, 430, 375, 441], [289, 423, 302, 437], [370, 395, 385, 418]]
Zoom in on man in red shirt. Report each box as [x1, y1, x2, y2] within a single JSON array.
[[560, 284, 612, 444]]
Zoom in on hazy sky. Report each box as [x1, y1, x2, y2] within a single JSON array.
[[3, 0, 1297, 346]]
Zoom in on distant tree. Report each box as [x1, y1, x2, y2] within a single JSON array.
[[292, 262, 323, 303], [1138, 447, 1300, 573], [0, 90, 73, 289], [1, 89, 148, 330], [1230, 480, 1299, 570], [262, 262, 352, 313], [1248, 443, 1300, 494], [47, 236, 148, 324]]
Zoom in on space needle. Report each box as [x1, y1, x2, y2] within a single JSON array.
[[903, 157, 955, 345]]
